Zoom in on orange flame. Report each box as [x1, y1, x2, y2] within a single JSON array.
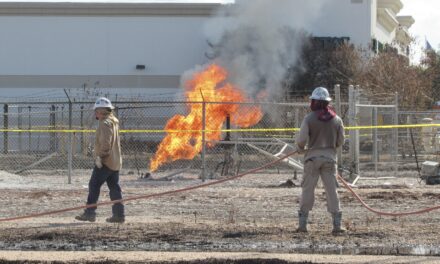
[[149, 64, 263, 172]]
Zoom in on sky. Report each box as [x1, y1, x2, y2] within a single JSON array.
[[400, 0, 440, 62]]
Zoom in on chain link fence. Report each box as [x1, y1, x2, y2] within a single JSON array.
[[0, 100, 308, 182], [398, 110, 440, 171], [347, 88, 399, 179], [0, 87, 437, 183]]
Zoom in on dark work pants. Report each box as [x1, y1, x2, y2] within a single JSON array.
[[84, 165, 124, 217]]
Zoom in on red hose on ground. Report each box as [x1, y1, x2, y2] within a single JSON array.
[[0, 151, 299, 222], [337, 174, 440, 216], [0, 151, 438, 222]]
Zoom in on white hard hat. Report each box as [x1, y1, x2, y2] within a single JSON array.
[[94, 97, 115, 110], [310, 87, 332, 102], [422, 118, 433, 123]]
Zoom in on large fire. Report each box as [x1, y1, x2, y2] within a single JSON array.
[[149, 64, 263, 172]]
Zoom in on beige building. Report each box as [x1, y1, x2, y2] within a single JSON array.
[[0, 0, 414, 99], [0, 1, 222, 95]]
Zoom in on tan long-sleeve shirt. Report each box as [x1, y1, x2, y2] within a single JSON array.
[[296, 112, 345, 162], [94, 114, 122, 171]]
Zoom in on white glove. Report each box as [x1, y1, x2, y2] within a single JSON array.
[[296, 145, 305, 154], [95, 156, 103, 169]]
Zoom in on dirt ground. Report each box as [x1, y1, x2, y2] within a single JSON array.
[[1, 168, 440, 263]]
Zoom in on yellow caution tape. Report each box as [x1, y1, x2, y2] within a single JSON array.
[[345, 124, 440, 130], [0, 129, 95, 133], [0, 123, 438, 133]]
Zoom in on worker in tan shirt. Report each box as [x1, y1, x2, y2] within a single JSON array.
[[75, 97, 124, 223], [296, 87, 345, 234]]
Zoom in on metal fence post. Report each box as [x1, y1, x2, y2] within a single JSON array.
[[294, 108, 299, 129], [372, 107, 378, 175], [201, 101, 206, 181], [60, 105, 65, 154], [28, 106, 32, 154], [68, 102, 73, 184], [80, 105, 84, 154], [50, 105, 56, 152], [334, 84, 342, 170], [18, 106, 22, 152], [405, 114, 411, 158], [3, 104, 8, 154], [348, 85, 359, 176], [393, 93, 399, 177], [18, 107, 23, 149]]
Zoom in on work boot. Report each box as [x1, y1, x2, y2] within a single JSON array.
[[75, 212, 96, 222], [296, 210, 308, 233], [331, 212, 346, 235], [106, 215, 125, 223]]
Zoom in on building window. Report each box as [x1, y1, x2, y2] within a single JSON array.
[[378, 41, 384, 53], [372, 38, 378, 53], [312, 37, 350, 50], [371, 38, 398, 54]]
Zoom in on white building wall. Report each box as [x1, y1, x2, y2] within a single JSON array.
[[0, 16, 210, 76], [370, 0, 378, 41], [0, 0, 413, 97], [374, 0, 406, 51], [310, 0, 373, 48], [374, 21, 396, 44]]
